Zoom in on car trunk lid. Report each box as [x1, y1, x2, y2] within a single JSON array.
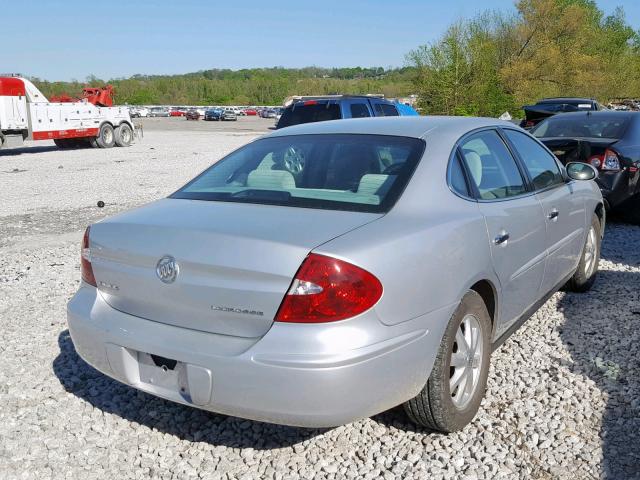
[[538, 137, 617, 164], [89, 198, 381, 338]]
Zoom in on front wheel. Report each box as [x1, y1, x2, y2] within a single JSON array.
[[565, 214, 601, 292], [404, 290, 491, 432]]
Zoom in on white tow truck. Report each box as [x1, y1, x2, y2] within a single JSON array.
[[0, 75, 138, 150]]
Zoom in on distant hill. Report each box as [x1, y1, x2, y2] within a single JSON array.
[[32, 67, 417, 106]]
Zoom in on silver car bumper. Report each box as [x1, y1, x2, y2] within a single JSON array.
[[67, 284, 452, 427]]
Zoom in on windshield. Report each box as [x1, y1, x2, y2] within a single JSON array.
[[171, 134, 425, 213], [531, 115, 630, 139]]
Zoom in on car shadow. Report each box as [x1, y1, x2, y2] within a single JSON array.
[[556, 257, 640, 476], [53, 329, 328, 449], [0, 145, 59, 156]]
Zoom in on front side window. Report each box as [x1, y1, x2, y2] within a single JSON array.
[[503, 129, 564, 190], [459, 130, 526, 200], [172, 134, 425, 213]]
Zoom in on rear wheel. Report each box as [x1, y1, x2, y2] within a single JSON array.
[[96, 123, 115, 148], [565, 214, 601, 292], [53, 139, 68, 149], [114, 124, 133, 147], [404, 290, 491, 432]]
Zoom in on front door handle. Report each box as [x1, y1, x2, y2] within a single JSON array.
[[494, 231, 510, 245], [548, 209, 559, 221]]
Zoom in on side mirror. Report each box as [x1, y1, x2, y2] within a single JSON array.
[[566, 162, 598, 181]]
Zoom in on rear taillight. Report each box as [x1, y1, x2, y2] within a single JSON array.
[[525, 120, 535, 128], [81, 226, 97, 287], [602, 149, 621, 171], [275, 254, 383, 323]]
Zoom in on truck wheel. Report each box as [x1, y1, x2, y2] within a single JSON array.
[[96, 123, 115, 148], [114, 124, 133, 147], [54, 139, 67, 149], [565, 214, 601, 292], [403, 290, 491, 432]]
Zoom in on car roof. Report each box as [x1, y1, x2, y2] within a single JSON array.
[[538, 97, 595, 103], [266, 116, 516, 140], [540, 111, 639, 119]]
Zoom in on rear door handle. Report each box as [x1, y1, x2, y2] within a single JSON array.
[[548, 209, 559, 221], [494, 232, 510, 245]]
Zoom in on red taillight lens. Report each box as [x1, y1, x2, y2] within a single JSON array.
[[81, 226, 97, 287], [588, 155, 602, 169], [303, 100, 318, 106], [275, 254, 383, 323]]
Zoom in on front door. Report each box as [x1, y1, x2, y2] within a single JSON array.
[[501, 128, 586, 293]]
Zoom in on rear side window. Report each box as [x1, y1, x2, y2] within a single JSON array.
[[459, 130, 526, 200], [373, 103, 399, 117], [277, 103, 341, 128], [448, 154, 470, 197], [172, 134, 425, 213], [503, 129, 564, 190], [350, 103, 371, 118]]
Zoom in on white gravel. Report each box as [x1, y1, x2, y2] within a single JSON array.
[[0, 126, 638, 479]]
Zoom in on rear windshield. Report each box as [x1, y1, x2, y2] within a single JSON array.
[[171, 134, 425, 213], [531, 115, 630, 139], [277, 103, 341, 128]]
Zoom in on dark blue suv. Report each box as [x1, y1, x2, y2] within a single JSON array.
[[275, 95, 416, 129]]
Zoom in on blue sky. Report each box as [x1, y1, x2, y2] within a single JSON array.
[[3, 0, 639, 81]]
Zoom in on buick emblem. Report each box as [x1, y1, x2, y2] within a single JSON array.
[[156, 255, 179, 284]]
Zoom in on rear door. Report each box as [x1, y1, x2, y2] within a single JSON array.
[[502, 128, 585, 292], [459, 129, 547, 334], [371, 101, 399, 117]]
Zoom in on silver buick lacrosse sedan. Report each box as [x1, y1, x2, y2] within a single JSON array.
[[67, 116, 604, 431]]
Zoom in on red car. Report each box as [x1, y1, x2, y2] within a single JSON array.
[[170, 109, 185, 117], [244, 109, 258, 116]]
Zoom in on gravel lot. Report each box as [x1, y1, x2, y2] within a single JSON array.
[[0, 119, 638, 480]]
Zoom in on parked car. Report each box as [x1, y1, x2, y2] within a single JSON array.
[[148, 107, 170, 118], [222, 109, 237, 121], [204, 108, 224, 121], [130, 107, 149, 118], [185, 109, 200, 120], [244, 108, 258, 116], [276, 95, 403, 129], [68, 117, 603, 431], [261, 108, 277, 119], [521, 97, 604, 129], [170, 108, 185, 117], [531, 111, 640, 217]]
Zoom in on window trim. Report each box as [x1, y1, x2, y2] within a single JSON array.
[[449, 126, 536, 203], [499, 126, 568, 194]]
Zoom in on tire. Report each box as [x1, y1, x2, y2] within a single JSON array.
[[114, 123, 133, 147], [404, 290, 491, 432], [565, 214, 601, 292], [53, 139, 67, 149], [95, 123, 115, 149]]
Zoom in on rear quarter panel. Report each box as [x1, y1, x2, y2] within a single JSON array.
[[316, 191, 498, 328]]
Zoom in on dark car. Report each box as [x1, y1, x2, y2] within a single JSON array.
[[204, 108, 223, 121], [275, 95, 404, 130], [531, 111, 640, 217], [185, 109, 200, 120], [521, 98, 604, 129]]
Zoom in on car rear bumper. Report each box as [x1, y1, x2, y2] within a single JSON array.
[[67, 284, 451, 427], [596, 170, 631, 209]]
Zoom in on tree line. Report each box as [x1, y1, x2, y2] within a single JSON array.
[[408, 0, 640, 116], [32, 67, 415, 106], [32, 0, 640, 116]]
